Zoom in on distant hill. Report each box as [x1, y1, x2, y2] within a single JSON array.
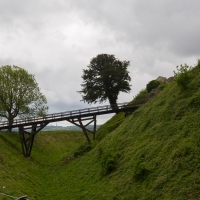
[[43, 125, 101, 131], [11, 124, 101, 131]]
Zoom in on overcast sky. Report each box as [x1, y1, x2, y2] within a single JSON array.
[[0, 0, 200, 126]]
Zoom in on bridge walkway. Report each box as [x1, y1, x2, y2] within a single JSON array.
[[0, 102, 142, 157]]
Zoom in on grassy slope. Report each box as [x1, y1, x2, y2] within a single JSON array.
[[1, 64, 200, 199], [0, 131, 85, 199]]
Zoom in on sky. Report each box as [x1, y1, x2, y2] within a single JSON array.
[[0, 0, 200, 126]]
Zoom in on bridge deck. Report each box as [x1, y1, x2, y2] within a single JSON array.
[[0, 102, 140, 130], [0, 102, 143, 157]]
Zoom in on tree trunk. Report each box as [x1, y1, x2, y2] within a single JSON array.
[[7, 115, 13, 132], [108, 95, 118, 113]]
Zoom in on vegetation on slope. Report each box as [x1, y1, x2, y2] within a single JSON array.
[[1, 60, 200, 199]]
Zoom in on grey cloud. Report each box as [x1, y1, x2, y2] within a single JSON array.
[[70, 0, 200, 57], [0, 0, 199, 123], [48, 100, 85, 114]]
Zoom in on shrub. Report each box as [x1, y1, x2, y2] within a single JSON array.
[[173, 64, 192, 90], [146, 80, 161, 93], [132, 162, 150, 182], [100, 152, 119, 176]]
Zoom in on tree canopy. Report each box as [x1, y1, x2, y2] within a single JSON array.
[[0, 65, 48, 129], [78, 54, 131, 106]]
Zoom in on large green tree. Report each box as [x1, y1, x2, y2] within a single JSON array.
[[78, 54, 131, 107], [0, 65, 48, 130]]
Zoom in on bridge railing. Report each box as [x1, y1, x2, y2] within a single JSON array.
[[0, 101, 143, 128]]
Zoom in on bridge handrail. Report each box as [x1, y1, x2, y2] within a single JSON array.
[[0, 101, 144, 128]]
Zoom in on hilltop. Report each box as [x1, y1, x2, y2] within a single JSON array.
[[1, 61, 200, 199]]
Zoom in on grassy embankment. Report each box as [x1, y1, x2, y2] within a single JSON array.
[[1, 61, 200, 199]]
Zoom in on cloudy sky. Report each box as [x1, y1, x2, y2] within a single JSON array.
[[0, 0, 200, 126]]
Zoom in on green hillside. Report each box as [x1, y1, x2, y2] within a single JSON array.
[[1, 61, 200, 199]]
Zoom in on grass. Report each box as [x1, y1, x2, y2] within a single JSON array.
[[0, 130, 85, 199], [1, 61, 200, 199]]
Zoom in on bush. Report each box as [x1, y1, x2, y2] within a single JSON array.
[[100, 152, 119, 176], [146, 80, 161, 93], [173, 64, 192, 90], [132, 162, 150, 182]]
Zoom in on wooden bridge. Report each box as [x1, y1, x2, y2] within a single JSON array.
[[0, 102, 141, 157]]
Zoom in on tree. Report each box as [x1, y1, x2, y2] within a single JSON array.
[[78, 54, 131, 108], [0, 65, 48, 131]]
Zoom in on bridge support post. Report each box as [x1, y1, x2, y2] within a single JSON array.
[[67, 115, 97, 143], [19, 123, 48, 157]]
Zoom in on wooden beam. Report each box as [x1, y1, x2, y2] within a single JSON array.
[[19, 123, 48, 157], [66, 115, 97, 143], [78, 118, 91, 143]]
